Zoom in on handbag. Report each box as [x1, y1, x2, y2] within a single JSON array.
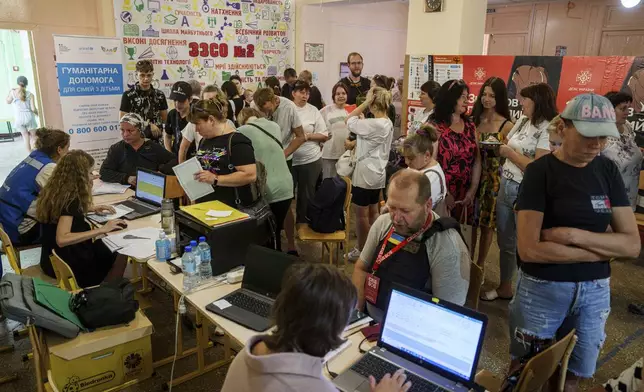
[[336, 144, 379, 178], [69, 278, 139, 330], [459, 205, 473, 255]]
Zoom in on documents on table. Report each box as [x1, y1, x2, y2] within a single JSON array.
[[172, 157, 214, 201], [102, 227, 160, 260], [180, 200, 249, 227], [87, 204, 133, 223], [206, 210, 232, 218], [92, 180, 130, 196]]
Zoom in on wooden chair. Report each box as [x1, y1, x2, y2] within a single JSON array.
[[297, 176, 352, 266], [475, 329, 578, 392], [0, 225, 54, 283], [49, 250, 80, 292], [466, 263, 484, 310], [165, 175, 186, 205]]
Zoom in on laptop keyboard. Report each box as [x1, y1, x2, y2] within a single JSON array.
[[351, 354, 449, 392], [227, 292, 271, 318]]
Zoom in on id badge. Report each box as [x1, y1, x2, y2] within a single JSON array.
[[364, 274, 380, 304], [404, 241, 420, 254]]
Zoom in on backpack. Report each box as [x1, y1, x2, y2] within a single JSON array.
[[306, 176, 347, 233], [69, 278, 139, 330]]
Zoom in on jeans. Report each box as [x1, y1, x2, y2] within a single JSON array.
[[496, 177, 520, 283], [509, 270, 611, 378]]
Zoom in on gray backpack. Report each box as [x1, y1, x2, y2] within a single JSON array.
[[0, 274, 80, 338]]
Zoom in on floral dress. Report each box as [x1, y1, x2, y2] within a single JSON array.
[[475, 119, 510, 228], [601, 122, 643, 211], [435, 119, 478, 222]]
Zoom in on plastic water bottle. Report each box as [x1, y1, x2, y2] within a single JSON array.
[[182, 246, 197, 292], [155, 231, 170, 261], [197, 237, 212, 281], [190, 240, 202, 283]]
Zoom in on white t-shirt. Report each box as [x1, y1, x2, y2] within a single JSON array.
[[347, 117, 393, 190], [502, 116, 549, 184], [409, 108, 432, 134], [421, 164, 447, 207], [320, 105, 349, 160], [181, 120, 236, 148], [293, 104, 327, 166], [19, 162, 55, 234]]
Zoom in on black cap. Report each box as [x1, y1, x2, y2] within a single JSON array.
[[169, 81, 192, 101]]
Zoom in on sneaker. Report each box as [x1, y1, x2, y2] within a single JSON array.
[[347, 247, 361, 261]]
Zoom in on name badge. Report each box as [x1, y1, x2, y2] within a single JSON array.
[[364, 274, 380, 305], [404, 241, 420, 254]]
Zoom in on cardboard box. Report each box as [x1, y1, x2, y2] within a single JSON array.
[[47, 311, 153, 392]]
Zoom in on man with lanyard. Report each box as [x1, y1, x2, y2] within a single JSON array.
[[164, 81, 192, 157], [338, 52, 371, 105], [120, 60, 168, 141], [352, 169, 470, 322]]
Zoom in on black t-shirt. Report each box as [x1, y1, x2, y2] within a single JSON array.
[[516, 154, 630, 282], [196, 132, 256, 207], [120, 83, 168, 139], [308, 86, 324, 110], [165, 109, 190, 156], [340, 77, 371, 105]]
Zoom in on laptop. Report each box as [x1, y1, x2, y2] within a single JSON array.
[[205, 245, 298, 332], [333, 284, 488, 392], [119, 168, 166, 220]]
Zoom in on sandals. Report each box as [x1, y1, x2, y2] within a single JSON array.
[[480, 289, 513, 302]]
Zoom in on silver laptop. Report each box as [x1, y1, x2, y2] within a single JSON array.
[[120, 168, 166, 219], [334, 284, 487, 392]]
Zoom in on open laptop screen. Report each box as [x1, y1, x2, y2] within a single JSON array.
[[136, 169, 165, 206], [241, 245, 297, 298], [380, 289, 485, 381]]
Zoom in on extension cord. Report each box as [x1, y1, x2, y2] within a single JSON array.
[[227, 267, 245, 284], [178, 296, 187, 314]]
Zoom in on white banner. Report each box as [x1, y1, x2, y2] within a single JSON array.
[[54, 35, 124, 166], [113, 0, 294, 97]]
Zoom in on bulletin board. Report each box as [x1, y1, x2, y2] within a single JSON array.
[[113, 0, 295, 97], [402, 54, 644, 135]]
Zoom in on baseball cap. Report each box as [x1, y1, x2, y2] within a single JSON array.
[[560, 93, 619, 138], [169, 81, 192, 101]]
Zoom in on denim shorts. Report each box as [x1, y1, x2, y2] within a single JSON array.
[[509, 270, 611, 378]]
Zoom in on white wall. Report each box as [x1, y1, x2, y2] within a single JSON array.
[[296, 1, 408, 102]]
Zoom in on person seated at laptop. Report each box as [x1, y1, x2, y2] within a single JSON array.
[[100, 113, 177, 186], [189, 95, 257, 207], [352, 169, 470, 322], [221, 263, 411, 392], [0, 128, 70, 246], [37, 150, 129, 287]]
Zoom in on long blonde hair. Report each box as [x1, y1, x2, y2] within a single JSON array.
[[36, 150, 94, 224]]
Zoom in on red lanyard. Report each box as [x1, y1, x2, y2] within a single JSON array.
[[372, 214, 433, 273]]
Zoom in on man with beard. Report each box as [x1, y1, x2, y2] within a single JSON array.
[[339, 52, 371, 105], [351, 169, 470, 322]]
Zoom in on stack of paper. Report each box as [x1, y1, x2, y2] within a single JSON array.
[[102, 227, 161, 260], [87, 205, 133, 223], [92, 180, 130, 196]]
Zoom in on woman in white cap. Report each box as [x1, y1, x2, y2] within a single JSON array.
[[511, 93, 640, 391], [5, 76, 39, 152]]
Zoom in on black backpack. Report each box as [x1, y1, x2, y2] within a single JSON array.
[[306, 176, 347, 233], [69, 278, 139, 330]]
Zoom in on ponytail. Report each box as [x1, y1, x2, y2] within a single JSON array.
[[18, 85, 26, 102]]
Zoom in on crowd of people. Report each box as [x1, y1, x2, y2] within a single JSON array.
[[1, 52, 643, 392]]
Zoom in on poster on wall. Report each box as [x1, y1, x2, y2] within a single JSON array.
[[403, 54, 644, 137], [113, 0, 295, 98], [433, 55, 463, 86], [407, 55, 429, 100], [54, 35, 124, 166]]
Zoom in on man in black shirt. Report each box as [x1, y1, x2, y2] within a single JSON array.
[[120, 60, 168, 141], [511, 93, 640, 389], [338, 52, 371, 105], [164, 81, 192, 156], [100, 113, 177, 186], [281, 68, 297, 100]]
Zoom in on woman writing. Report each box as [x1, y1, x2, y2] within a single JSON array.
[[320, 82, 351, 178], [431, 79, 481, 223], [0, 128, 70, 245], [190, 95, 258, 207], [512, 94, 639, 391], [470, 77, 514, 274], [5, 76, 39, 152], [237, 108, 294, 251], [345, 87, 394, 261], [221, 263, 411, 392], [601, 91, 642, 210], [37, 150, 128, 288], [482, 83, 557, 301]]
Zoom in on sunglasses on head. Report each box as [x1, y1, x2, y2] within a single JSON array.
[[448, 79, 466, 90], [190, 99, 223, 117]]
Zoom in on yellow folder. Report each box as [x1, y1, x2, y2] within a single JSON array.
[[179, 200, 250, 227]]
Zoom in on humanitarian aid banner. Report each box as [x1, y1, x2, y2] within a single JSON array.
[[54, 35, 124, 166], [113, 0, 295, 97], [405, 55, 644, 137]]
